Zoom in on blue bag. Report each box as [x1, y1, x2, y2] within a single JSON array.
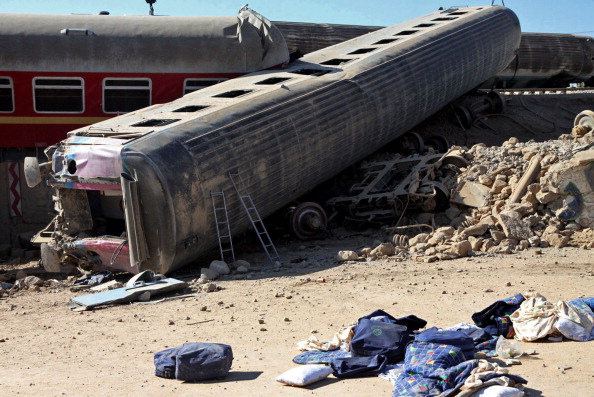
[[414, 327, 475, 360], [154, 342, 233, 381], [330, 354, 388, 378], [350, 319, 410, 363]]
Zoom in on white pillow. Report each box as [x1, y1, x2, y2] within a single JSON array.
[[276, 364, 333, 387]]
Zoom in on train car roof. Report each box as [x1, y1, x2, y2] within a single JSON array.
[[0, 7, 289, 73]]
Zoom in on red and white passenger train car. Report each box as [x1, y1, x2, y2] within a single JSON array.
[[0, 8, 289, 148]]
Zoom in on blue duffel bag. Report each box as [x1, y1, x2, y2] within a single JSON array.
[[350, 319, 411, 363], [414, 327, 475, 360], [154, 342, 233, 381]]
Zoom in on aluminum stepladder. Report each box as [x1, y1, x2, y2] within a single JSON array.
[[229, 171, 281, 265], [210, 191, 236, 264]]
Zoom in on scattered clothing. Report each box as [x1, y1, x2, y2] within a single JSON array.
[[297, 326, 354, 352], [510, 292, 558, 342], [331, 354, 388, 378], [392, 341, 477, 396], [472, 294, 525, 337]]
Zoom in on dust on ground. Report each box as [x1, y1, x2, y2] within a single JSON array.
[[1, 236, 593, 396]]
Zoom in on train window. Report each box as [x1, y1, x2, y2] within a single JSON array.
[[213, 89, 254, 98], [394, 30, 419, 35], [103, 78, 151, 114], [184, 79, 227, 95], [289, 68, 331, 77], [348, 48, 377, 55], [320, 58, 355, 66], [0, 77, 14, 113], [132, 119, 180, 127], [432, 17, 457, 21], [373, 38, 398, 45], [34, 77, 83, 113], [255, 77, 292, 85], [172, 105, 209, 113]]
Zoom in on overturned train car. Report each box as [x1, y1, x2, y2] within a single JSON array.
[[30, 6, 521, 274]]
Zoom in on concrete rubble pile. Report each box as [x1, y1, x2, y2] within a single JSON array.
[[341, 117, 594, 263]]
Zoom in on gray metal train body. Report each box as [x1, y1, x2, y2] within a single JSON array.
[[41, 6, 521, 274], [275, 21, 594, 89], [483, 33, 594, 88], [0, 9, 288, 74]]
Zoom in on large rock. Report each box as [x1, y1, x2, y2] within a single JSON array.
[[336, 251, 358, 261], [41, 243, 62, 273], [409, 233, 430, 246], [543, 233, 569, 248], [234, 259, 251, 270], [373, 242, 395, 256], [200, 267, 219, 281], [451, 181, 492, 208], [497, 210, 533, 240], [209, 260, 230, 276], [461, 223, 489, 237], [447, 240, 472, 257]]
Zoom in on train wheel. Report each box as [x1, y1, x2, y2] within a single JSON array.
[[424, 135, 449, 153], [290, 202, 328, 240], [574, 110, 594, 133]]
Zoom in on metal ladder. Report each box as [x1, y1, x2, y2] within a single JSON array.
[[229, 171, 281, 265], [210, 191, 236, 264]]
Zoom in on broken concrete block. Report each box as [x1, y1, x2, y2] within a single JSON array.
[[543, 233, 569, 248], [468, 236, 484, 251], [491, 179, 508, 194], [336, 251, 358, 261], [359, 247, 372, 257], [236, 266, 249, 274], [451, 181, 492, 208], [448, 240, 472, 257], [528, 236, 541, 247], [371, 242, 396, 258], [41, 243, 62, 273], [490, 230, 506, 243], [536, 190, 559, 204], [410, 243, 431, 253], [478, 175, 494, 187], [209, 260, 230, 275], [479, 215, 497, 226], [497, 210, 533, 240], [481, 239, 496, 252], [409, 233, 430, 246], [462, 223, 489, 237]]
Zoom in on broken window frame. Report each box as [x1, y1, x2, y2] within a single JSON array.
[[103, 78, 152, 114], [0, 77, 14, 113], [33, 77, 84, 113]]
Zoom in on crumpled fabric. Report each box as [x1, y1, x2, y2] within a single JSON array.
[[509, 292, 558, 342], [555, 300, 594, 342], [460, 360, 510, 390], [392, 341, 477, 396], [297, 326, 354, 352], [457, 374, 524, 397]]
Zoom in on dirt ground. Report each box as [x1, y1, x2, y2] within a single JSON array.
[[1, 235, 593, 397]]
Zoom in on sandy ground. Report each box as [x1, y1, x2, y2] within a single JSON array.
[[1, 235, 593, 397]]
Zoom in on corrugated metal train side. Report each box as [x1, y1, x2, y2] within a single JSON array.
[[113, 6, 521, 273]]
